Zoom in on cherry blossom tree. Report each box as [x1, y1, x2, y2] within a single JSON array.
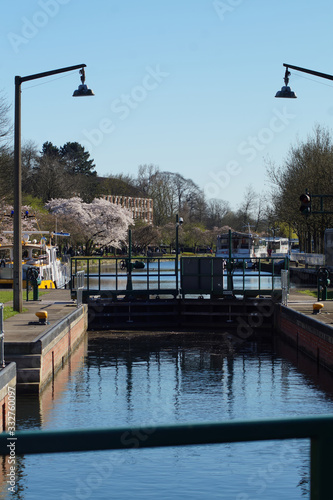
[[45, 197, 133, 255]]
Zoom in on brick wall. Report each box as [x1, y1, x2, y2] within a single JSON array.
[[39, 306, 88, 392], [0, 363, 16, 432], [275, 305, 333, 372]]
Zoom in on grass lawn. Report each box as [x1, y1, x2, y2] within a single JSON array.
[[297, 289, 333, 300], [0, 289, 49, 320]]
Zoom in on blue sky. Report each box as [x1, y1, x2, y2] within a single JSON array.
[[2, 0, 333, 210]]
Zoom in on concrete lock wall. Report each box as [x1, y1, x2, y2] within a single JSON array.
[[14, 305, 88, 394], [0, 363, 16, 432], [275, 304, 333, 372], [38, 306, 88, 392]]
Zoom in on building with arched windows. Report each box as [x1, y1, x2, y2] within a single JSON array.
[[101, 195, 153, 224]]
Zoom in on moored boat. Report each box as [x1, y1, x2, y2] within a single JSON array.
[[0, 232, 70, 289], [215, 231, 267, 266], [264, 237, 289, 258]]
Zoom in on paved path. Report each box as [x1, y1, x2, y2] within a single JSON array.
[[287, 289, 333, 327], [3, 289, 77, 343], [2, 288, 333, 344]]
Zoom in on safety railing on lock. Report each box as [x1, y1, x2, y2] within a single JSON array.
[[70, 255, 289, 302], [70, 256, 179, 301], [0, 414, 333, 499], [181, 256, 289, 298]]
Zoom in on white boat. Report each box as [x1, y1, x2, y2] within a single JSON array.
[[0, 232, 70, 289], [215, 231, 267, 265], [265, 237, 290, 258]]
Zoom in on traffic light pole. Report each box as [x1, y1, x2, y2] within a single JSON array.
[[310, 194, 333, 215], [300, 191, 333, 215]]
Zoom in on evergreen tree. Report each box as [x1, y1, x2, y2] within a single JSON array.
[[60, 142, 96, 176]]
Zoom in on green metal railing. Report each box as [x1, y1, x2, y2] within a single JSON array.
[[70, 255, 288, 302], [71, 256, 179, 300], [1, 415, 332, 499], [181, 256, 288, 298]]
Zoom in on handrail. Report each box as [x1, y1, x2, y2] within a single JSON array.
[[1, 414, 333, 498], [180, 256, 288, 297], [70, 255, 288, 301], [70, 256, 179, 299]]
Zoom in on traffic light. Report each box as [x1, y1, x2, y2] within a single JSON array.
[[300, 193, 311, 215]]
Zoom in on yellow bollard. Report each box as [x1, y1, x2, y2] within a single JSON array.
[[313, 303, 324, 315], [35, 311, 48, 324]]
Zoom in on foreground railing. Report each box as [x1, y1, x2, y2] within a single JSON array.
[[0, 415, 332, 499]]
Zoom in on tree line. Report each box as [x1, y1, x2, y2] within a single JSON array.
[[267, 124, 333, 253], [1, 90, 332, 253]]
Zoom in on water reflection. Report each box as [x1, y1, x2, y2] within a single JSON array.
[[9, 332, 333, 499]]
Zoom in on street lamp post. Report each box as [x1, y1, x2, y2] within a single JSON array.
[[13, 64, 94, 312], [275, 63, 333, 98]]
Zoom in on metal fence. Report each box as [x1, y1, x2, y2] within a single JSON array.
[[181, 256, 288, 298], [0, 415, 332, 499], [290, 252, 325, 267], [70, 256, 288, 302], [70, 256, 178, 300]]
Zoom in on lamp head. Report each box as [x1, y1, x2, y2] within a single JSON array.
[[73, 68, 95, 97], [73, 84, 95, 97], [275, 86, 297, 98], [275, 67, 297, 98]]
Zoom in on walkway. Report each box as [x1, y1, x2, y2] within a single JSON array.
[[2, 288, 333, 342], [3, 289, 76, 343], [288, 289, 333, 327]]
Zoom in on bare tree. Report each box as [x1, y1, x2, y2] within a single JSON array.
[[136, 165, 205, 225], [205, 199, 231, 228], [0, 91, 11, 145], [237, 185, 257, 227], [0, 92, 13, 199]]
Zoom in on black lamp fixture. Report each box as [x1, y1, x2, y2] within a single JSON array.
[[275, 66, 297, 98], [73, 68, 95, 96], [275, 63, 333, 99]]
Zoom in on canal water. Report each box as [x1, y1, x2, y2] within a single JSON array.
[[5, 331, 333, 500]]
